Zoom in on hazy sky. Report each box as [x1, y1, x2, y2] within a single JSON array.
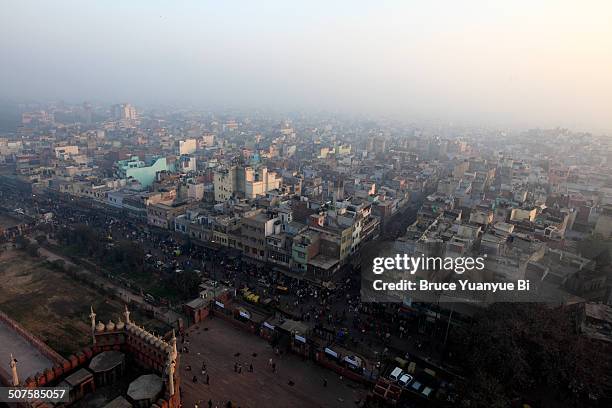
[[1, 1, 611, 132]]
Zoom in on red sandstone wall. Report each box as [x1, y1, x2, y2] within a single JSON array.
[[0, 311, 67, 367], [11, 324, 182, 408], [211, 307, 257, 334], [314, 353, 373, 385]]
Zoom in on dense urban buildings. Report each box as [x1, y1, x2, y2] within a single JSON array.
[[2, 2, 612, 407], [0, 103, 611, 408]]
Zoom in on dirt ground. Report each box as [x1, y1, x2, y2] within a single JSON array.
[[0, 247, 165, 357]]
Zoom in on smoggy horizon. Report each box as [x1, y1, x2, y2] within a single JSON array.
[[1, 1, 611, 133]]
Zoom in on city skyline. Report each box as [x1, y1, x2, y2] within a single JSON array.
[[1, 1, 612, 133]]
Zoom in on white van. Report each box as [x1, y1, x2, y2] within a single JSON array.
[[389, 367, 403, 382]]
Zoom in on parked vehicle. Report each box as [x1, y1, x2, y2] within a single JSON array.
[[389, 367, 403, 382], [398, 373, 414, 388], [410, 380, 423, 392], [422, 387, 434, 398]]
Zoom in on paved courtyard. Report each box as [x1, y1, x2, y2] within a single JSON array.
[[179, 318, 368, 408], [0, 319, 53, 380]]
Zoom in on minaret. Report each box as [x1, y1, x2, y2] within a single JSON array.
[[10, 354, 19, 386], [89, 306, 96, 345], [171, 329, 177, 357], [166, 356, 175, 396], [123, 304, 131, 325]]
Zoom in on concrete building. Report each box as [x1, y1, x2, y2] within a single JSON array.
[[214, 166, 237, 202], [214, 165, 282, 202], [594, 204, 612, 238], [111, 103, 137, 121], [510, 207, 538, 222], [241, 211, 281, 262], [186, 182, 204, 201], [147, 201, 193, 230], [115, 156, 171, 188], [244, 166, 281, 199], [201, 133, 215, 148], [177, 155, 196, 173], [54, 145, 79, 160], [178, 139, 197, 155], [291, 230, 321, 273]]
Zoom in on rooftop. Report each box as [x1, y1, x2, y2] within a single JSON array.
[[127, 374, 163, 401], [89, 350, 125, 373], [64, 368, 94, 388], [103, 396, 133, 408]]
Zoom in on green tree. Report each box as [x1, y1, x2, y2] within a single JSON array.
[[175, 270, 201, 298], [454, 303, 610, 406], [26, 242, 39, 257], [104, 240, 144, 274]]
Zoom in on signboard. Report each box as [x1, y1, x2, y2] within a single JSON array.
[[239, 310, 251, 319], [263, 322, 275, 330], [294, 334, 306, 343], [344, 356, 361, 367], [324, 348, 338, 359], [214, 301, 224, 308]]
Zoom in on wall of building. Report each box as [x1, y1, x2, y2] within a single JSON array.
[[178, 139, 197, 155]]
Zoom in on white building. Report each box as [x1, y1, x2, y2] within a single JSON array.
[[214, 165, 282, 202], [54, 145, 79, 160], [179, 139, 197, 155]]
